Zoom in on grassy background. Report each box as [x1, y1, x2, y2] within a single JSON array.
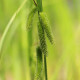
[[0, 0, 80, 80]]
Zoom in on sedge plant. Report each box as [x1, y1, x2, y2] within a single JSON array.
[[35, 46, 43, 80], [26, 0, 54, 80]]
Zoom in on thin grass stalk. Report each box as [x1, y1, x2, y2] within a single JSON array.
[[37, 0, 48, 80], [27, 0, 34, 79], [44, 55, 48, 80], [0, 0, 27, 53]]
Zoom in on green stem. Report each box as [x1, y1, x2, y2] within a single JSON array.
[[27, 0, 34, 80], [37, 0, 48, 80], [44, 55, 48, 80], [37, 0, 43, 12], [33, 0, 37, 6]]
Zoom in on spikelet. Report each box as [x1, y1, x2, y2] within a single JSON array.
[[26, 7, 37, 30], [35, 46, 43, 80], [37, 22, 48, 56], [39, 12, 53, 44]]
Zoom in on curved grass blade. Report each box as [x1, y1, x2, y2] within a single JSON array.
[[0, 0, 27, 64], [0, 0, 27, 53]]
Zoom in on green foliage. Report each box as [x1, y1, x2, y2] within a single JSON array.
[[0, 0, 79, 80], [36, 0, 42, 12], [35, 46, 43, 80], [37, 22, 48, 56], [26, 7, 37, 30], [39, 12, 53, 44], [0, 0, 27, 61]]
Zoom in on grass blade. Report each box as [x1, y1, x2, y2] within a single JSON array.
[[0, 0, 27, 53]]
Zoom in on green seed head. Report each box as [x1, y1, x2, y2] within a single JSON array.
[[37, 22, 48, 56], [26, 7, 37, 30], [35, 46, 43, 80], [39, 12, 53, 44]]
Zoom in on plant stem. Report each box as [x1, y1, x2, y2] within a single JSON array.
[[0, 0, 27, 53], [33, 0, 37, 6], [37, 0, 48, 80], [37, 0, 43, 12], [28, 0, 34, 80], [44, 55, 48, 80]]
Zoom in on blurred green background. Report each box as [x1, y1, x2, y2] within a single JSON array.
[[0, 0, 80, 80]]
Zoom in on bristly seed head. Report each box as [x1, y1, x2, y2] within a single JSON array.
[[37, 22, 48, 56], [26, 7, 37, 30], [39, 12, 54, 44], [35, 46, 43, 80]]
